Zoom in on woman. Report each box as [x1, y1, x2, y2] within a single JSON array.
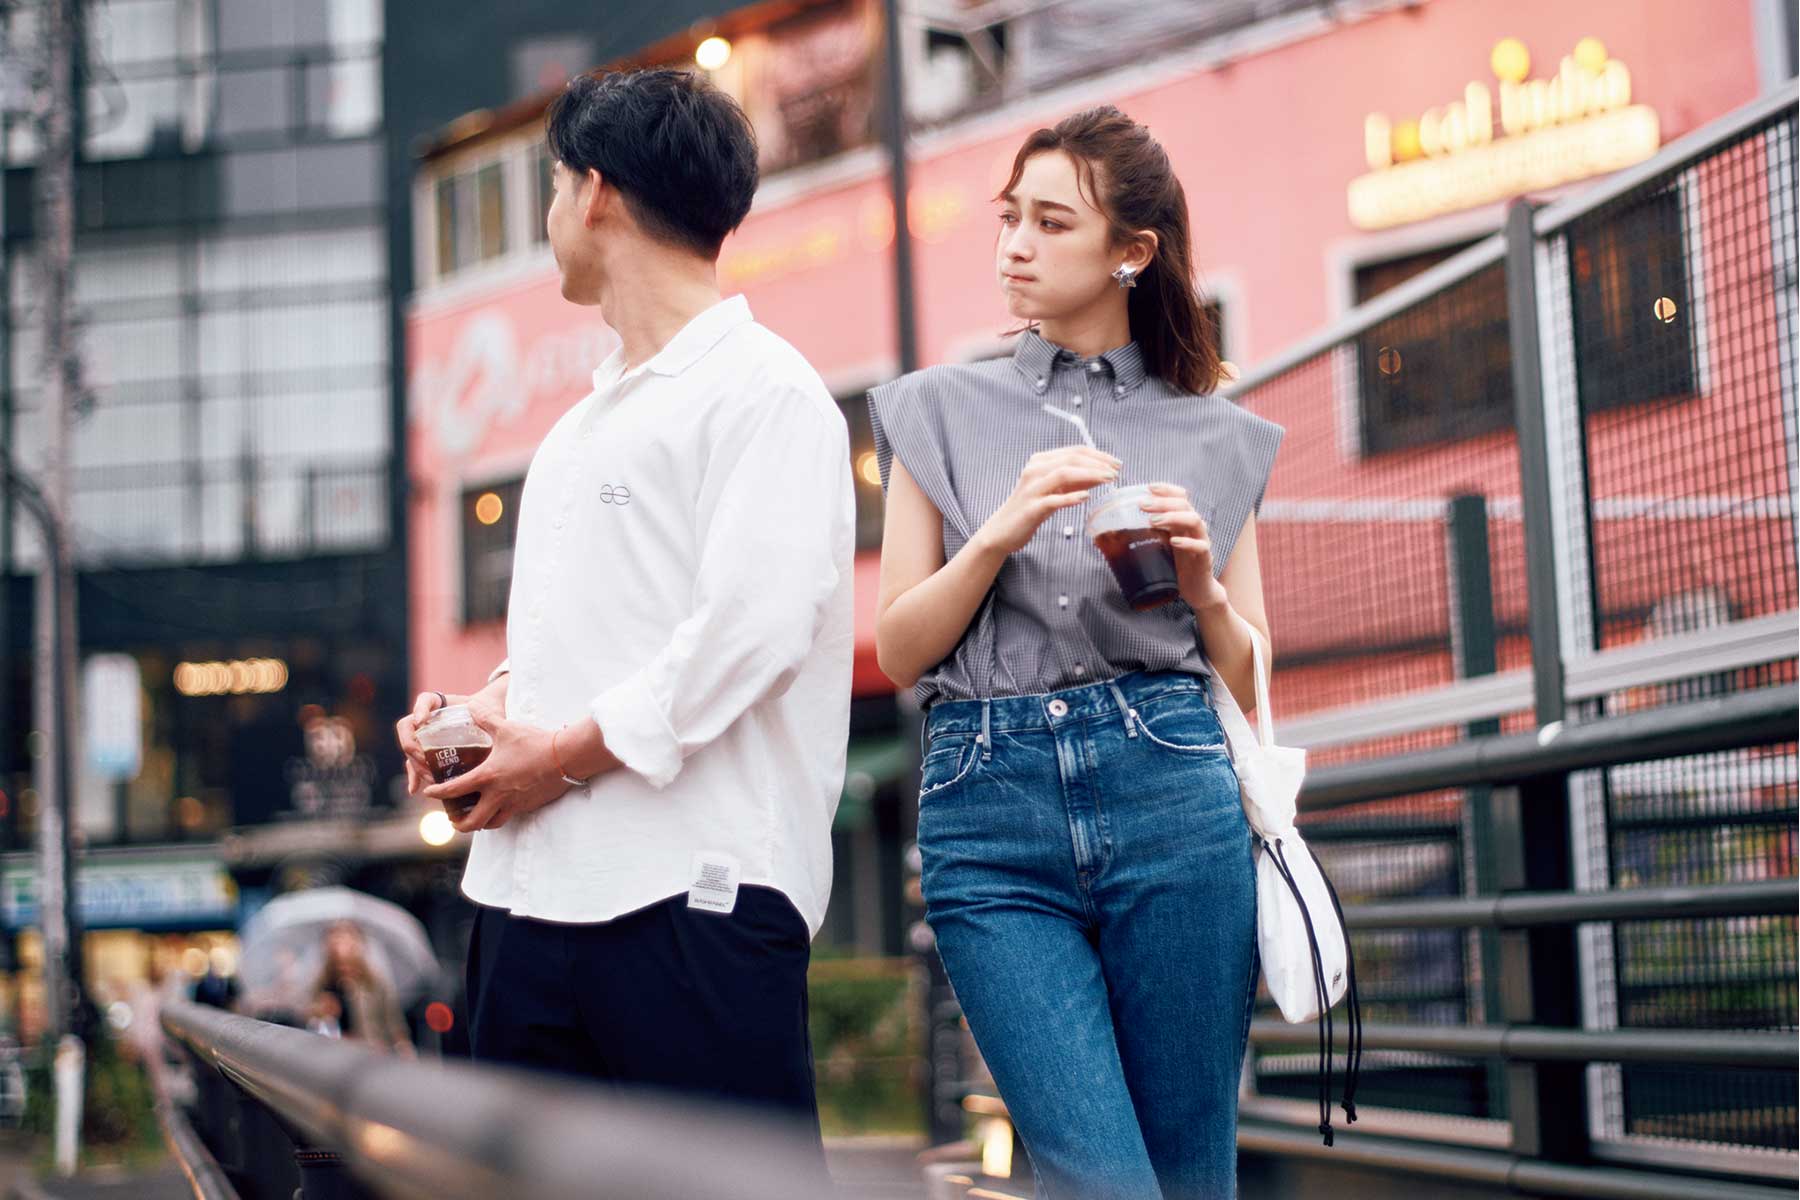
[[308, 920, 414, 1056], [870, 107, 1283, 1199]]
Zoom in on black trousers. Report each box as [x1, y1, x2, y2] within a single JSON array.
[[465, 885, 822, 1143]]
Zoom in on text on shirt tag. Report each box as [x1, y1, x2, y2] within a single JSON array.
[[687, 851, 742, 915]]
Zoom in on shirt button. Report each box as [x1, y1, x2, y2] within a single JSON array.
[[1072, 397, 1083, 408], [1035, 377, 1046, 389], [1088, 361, 1103, 374], [1074, 665, 1088, 677], [1115, 385, 1126, 397], [1062, 526, 1075, 538], [1057, 594, 1069, 608]]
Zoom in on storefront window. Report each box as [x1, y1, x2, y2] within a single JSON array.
[[1353, 246, 1512, 455], [433, 161, 509, 278], [1569, 188, 1697, 413], [462, 479, 524, 625]]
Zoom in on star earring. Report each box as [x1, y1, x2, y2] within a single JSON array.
[[1112, 263, 1139, 289]]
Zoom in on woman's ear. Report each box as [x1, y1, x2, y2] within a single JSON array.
[[1122, 229, 1159, 273]]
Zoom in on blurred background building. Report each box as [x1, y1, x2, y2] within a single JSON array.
[[0, 0, 1792, 1179]]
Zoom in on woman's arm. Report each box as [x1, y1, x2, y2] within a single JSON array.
[[876, 447, 1119, 688], [1140, 485, 1273, 713], [1192, 514, 1272, 715], [875, 460, 1003, 689]]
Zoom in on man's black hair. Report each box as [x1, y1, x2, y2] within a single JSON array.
[[545, 68, 759, 259]]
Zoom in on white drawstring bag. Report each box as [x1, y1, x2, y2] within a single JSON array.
[[1210, 636, 1362, 1144]]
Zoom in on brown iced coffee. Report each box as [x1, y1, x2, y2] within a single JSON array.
[[1086, 485, 1181, 611], [415, 704, 494, 821]]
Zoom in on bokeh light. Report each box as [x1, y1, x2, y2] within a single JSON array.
[[695, 36, 732, 71], [420, 810, 455, 846]]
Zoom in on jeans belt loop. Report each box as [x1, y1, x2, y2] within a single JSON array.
[[1107, 680, 1138, 738], [979, 700, 993, 762]]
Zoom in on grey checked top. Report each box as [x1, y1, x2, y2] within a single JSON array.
[[868, 329, 1284, 708]]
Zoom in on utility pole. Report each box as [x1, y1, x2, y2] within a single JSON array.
[[33, 0, 84, 1050], [879, 0, 918, 375]]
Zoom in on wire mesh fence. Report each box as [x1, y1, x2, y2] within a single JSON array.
[[1234, 93, 1798, 1168], [1540, 101, 1797, 696]]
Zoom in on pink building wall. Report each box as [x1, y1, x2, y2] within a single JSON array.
[[405, 0, 1770, 707]]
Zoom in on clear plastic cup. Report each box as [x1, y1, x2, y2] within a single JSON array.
[[415, 704, 493, 821], [1085, 484, 1180, 611]]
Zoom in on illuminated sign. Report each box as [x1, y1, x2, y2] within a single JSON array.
[[174, 658, 288, 696], [1349, 38, 1660, 230], [720, 183, 972, 288]]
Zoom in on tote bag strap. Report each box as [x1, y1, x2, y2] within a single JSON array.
[[1209, 629, 1277, 757]]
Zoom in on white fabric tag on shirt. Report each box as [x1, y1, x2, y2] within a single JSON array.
[[687, 851, 742, 915]]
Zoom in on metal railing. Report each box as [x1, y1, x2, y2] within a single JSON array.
[[161, 999, 848, 1200], [1212, 81, 1799, 1195]]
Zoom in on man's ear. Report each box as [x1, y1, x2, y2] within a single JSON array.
[[581, 167, 610, 229]]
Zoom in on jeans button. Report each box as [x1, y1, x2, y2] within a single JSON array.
[[1047, 698, 1070, 718]]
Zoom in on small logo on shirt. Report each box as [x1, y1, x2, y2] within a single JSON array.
[[599, 484, 633, 506]]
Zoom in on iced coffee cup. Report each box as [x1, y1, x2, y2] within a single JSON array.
[[415, 704, 493, 821], [1085, 484, 1181, 611]]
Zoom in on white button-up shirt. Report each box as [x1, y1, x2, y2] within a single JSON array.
[[460, 296, 855, 934]]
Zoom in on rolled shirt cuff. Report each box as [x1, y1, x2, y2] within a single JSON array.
[[589, 677, 683, 790]]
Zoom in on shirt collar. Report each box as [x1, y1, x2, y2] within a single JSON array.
[[1008, 328, 1148, 398], [591, 294, 754, 391]]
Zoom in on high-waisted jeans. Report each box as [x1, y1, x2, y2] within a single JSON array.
[[919, 670, 1258, 1199]]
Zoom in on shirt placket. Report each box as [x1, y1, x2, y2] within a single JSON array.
[[515, 397, 601, 907], [1049, 353, 1114, 685]]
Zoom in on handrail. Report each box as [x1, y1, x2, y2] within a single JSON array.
[[1221, 234, 1507, 399], [155, 1096, 235, 1200], [162, 1000, 838, 1200], [1237, 1120, 1794, 1200], [1300, 683, 1795, 812], [1341, 877, 1796, 929], [1248, 1022, 1796, 1070]]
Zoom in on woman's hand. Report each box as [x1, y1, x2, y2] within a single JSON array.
[[975, 447, 1120, 556], [1142, 483, 1229, 612]]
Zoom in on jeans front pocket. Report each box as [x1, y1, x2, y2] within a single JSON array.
[[919, 736, 980, 799], [1128, 692, 1228, 755]]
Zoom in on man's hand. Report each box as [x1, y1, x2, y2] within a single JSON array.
[[395, 690, 461, 797], [423, 706, 569, 833], [395, 675, 509, 796]]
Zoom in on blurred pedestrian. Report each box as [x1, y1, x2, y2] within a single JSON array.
[[870, 106, 1284, 1199], [307, 920, 413, 1056], [394, 66, 851, 1168], [191, 947, 240, 1011]]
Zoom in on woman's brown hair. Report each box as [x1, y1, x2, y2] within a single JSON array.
[[998, 106, 1224, 395]]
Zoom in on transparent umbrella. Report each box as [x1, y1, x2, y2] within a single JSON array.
[[236, 887, 440, 1016]]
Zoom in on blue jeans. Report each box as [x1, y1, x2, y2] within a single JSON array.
[[919, 671, 1258, 1200]]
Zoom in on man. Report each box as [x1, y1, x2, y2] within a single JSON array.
[[395, 69, 853, 1142]]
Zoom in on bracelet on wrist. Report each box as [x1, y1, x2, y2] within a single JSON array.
[[550, 727, 586, 788]]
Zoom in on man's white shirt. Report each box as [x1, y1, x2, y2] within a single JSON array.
[[460, 295, 855, 934]]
